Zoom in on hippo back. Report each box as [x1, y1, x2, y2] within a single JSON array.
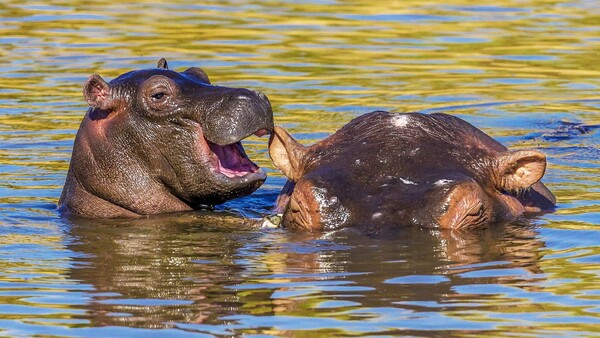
[[271, 111, 555, 232]]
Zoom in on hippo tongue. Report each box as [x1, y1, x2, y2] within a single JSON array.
[[209, 141, 258, 178]]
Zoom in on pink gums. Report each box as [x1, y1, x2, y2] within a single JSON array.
[[209, 142, 258, 178]]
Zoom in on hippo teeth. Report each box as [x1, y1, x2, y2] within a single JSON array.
[[208, 141, 259, 178]]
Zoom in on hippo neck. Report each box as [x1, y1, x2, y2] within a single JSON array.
[[59, 169, 141, 218], [59, 123, 194, 218]]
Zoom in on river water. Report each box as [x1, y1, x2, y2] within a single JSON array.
[[0, 0, 599, 336]]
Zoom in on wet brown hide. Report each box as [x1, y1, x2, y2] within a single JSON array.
[[269, 111, 555, 233]]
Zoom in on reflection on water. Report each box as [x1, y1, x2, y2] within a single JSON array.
[[16, 218, 593, 336], [0, 0, 599, 336]]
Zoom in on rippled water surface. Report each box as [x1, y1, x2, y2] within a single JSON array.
[[1, 0, 599, 336]]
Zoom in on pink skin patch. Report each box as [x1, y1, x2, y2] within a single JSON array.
[[208, 141, 259, 178], [253, 129, 269, 137]]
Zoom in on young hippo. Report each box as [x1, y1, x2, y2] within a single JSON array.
[[59, 59, 273, 218], [269, 111, 556, 232]]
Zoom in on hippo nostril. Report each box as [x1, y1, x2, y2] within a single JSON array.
[[230, 90, 268, 104], [229, 93, 252, 101], [223, 88, 253, 102], [252, 90, 268, 101]]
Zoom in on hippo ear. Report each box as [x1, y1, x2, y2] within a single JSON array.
[[157, 58, 169, 69], [494, 150, 547, 191], [269, 126, 308, 181], [183, 67, 211, 84], [83, 74, 114, 110]]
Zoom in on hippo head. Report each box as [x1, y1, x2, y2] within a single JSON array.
[[59, 59, 273, 218], [269, 111, 555, 232]]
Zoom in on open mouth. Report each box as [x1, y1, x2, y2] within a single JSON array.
[[207, 129, 269, 179], [208, 141, 259, 178]]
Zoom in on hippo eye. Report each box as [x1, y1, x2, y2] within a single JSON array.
[[151, 92, 166, 101], [143, 76, 177, 113]]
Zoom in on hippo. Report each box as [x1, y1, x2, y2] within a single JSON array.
[[59, 59, 273, 218], [268, 111, 556, 232]]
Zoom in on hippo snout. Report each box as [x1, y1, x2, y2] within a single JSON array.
[[201, 88, 274, 146]]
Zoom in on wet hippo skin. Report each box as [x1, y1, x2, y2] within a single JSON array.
[[269, 111, 556, 233], [59, 59, 273, 218]]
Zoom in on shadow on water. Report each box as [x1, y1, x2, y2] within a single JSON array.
[[63, 212, 547, 335]]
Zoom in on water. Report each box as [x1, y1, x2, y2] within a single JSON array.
[[1, 0, 599, 336]]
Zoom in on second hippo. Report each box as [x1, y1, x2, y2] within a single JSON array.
[[59, 59, 273, 218], [269, 111, 556, 232]]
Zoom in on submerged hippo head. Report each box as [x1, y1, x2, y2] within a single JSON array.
[[59, 59, 273, 218], [269, 111, 555, 232]]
